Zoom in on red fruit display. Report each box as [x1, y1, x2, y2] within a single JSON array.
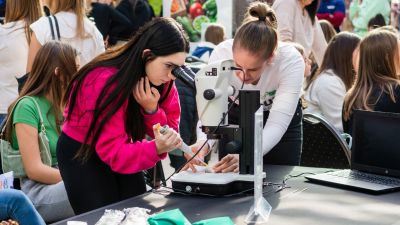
[[189, 2, 204, 18]]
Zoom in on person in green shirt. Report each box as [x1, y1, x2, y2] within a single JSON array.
[[4, 41, 77, 222], [349, 0, 391, 37]]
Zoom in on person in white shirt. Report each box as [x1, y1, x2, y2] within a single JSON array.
[[192, 24, 226, 62], [187, 2, 305, 173], [0, 0, 42, 124], [26, 0, 105, 72], [304, 32, 360, 132], [272, 0, 327, 66], [290, 42, 312, 78]]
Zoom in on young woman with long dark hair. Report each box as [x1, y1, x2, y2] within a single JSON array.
[[304, 32, 360, 132], [57, 17, 189, 214]]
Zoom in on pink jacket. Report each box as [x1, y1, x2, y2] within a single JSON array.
[[62, 67, 181, 174]]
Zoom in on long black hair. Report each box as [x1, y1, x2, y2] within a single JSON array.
[[64, 17, 189, 161], [304, 0, 320, 25]]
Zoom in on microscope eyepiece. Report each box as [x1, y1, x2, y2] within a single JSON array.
[[171, 66, 185, 79], [171, 65, 196, 90]]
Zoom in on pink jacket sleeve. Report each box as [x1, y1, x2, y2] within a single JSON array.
[[94, 100, 166, 174], [142, 82, 181, 138], [64, 67, 174, 174]]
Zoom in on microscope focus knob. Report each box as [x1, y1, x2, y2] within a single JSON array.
[[203, 89, 216, 100]]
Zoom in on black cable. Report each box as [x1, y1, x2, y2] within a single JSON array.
[[283, 172, 318, 182], [163, 67, 246, 183], [274, 171, 336, 193]]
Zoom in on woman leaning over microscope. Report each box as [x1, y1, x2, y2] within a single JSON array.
[[189, 1, 305, 173], [57, 17, 188, 214]]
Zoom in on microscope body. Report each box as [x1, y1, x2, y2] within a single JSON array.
[[194, 60, 260, 175], [170, 59, 265, 196]]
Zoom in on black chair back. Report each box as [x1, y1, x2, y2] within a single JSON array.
[[301, 113, 350, 169]]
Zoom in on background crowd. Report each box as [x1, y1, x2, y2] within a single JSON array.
[[0, 0, 400, 224]]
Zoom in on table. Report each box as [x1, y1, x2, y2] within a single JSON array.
[[52, 165, 400, 225]]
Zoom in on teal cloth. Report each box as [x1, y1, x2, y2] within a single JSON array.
[[192, 217, 235, 225], [148, 209, 191, 225], [148, 209, 234, 225]]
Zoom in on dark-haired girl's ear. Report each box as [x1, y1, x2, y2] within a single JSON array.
[[142, 49, 155, 61]]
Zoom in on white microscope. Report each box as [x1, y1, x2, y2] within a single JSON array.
[[170, 59, 266, 195]]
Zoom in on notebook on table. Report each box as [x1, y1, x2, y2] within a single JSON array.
[[305, 110, 400, 194]]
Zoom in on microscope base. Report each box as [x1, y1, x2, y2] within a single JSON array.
[[171, 171, 266, 196]]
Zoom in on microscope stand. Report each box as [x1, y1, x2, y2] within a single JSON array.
[[171, 171, 266, 196]]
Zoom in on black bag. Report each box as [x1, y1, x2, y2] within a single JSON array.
[[16, 74, 28, 93]]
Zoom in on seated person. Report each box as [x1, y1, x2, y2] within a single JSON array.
[[343, 30, 400, 135], [349, 0, 390, 37], [304, 32, 360, 132], [319, 20, 337, 43], [192, 24, 225, 62], [289, 42, 312, 78], [0, 189, 45, 225], [2, 42, 76, 222], [367, 13, 387, 31]]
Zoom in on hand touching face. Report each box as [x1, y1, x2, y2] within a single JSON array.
[[133, 77, 160, 113], [134, 51, 186, 113]]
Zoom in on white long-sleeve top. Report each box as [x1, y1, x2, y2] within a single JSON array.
[[272, 0, 327, 66], [304, 69, 346, 132], [209, 39, 304, 156], [0, 20, 29, 114], [30, 11, 105, 67]]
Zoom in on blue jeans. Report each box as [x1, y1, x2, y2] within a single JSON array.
[[0, 189, 45, 225]]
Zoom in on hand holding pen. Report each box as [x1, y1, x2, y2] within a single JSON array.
[[153, 124, 182, 154], [156, 124, 209, 169]]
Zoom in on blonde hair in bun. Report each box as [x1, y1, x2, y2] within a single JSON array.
[[234, 1, 278, 59]]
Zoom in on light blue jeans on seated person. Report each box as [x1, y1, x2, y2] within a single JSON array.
[[0, 189, 45, 225]]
